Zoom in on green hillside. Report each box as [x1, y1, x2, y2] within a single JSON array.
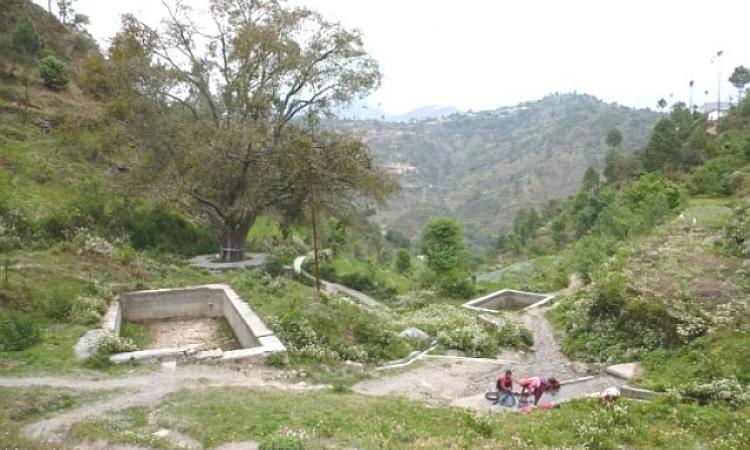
[[341, 94, 659, 244], [1, 1, 749, 449]]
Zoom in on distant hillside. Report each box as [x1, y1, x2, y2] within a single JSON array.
[[387, 105, 461, 122], [336, 102, 461, 122], [337, 93, 660, 245]]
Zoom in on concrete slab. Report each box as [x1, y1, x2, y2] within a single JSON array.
[[188, 254, 267, 272], [606, 362, 642, 380]]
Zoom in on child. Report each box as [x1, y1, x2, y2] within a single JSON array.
[[495, 369, 516, 407]]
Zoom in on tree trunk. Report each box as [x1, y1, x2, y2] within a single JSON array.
[[219, 216, 254, 262]]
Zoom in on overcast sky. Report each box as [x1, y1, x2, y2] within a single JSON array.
[[35, 0, 750, 114]]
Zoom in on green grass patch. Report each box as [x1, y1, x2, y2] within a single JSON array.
[[120, 322, 149, 349], [153, 387, 750, 449], [478, 255, 565, 294], [642, 331, 750, 391]]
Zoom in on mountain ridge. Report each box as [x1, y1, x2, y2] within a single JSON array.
[[334, 93, 660, 244]]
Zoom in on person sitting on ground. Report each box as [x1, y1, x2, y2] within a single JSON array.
[[495, 369, 516, 406], [519, 376, 561, 405]]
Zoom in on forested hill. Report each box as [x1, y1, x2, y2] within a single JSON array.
[[336, 94, 659, 245]]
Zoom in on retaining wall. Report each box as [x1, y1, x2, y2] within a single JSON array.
[[94, 284, 285, 364], [463, 289, 554, 313]]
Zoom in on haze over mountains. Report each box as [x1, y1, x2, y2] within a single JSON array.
[[336, 93, 661, 244], [337, 101, 461, 122]]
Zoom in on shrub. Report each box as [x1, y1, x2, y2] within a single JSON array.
[[589, 274, 627, 318], [0, 312, 41, 351], [263, 255, 287, 278], [69, 295, 107, 325], [38, 56, 69, 89], [96, 332, 137, 354], [44, 293, 72, 321], [80, 55, 112, 98], [680, 377, 749, 408], [437, 270, 475, 299], [340, 272, 376, 292]]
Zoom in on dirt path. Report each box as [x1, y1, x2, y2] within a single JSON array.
[[293, 255, 385, 309], [0, 364, 324, 445], [355, 303, 622, 411]]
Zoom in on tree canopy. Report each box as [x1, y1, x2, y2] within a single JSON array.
[[106, 0, 386, 260]]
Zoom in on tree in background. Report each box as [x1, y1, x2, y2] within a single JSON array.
[[729, 66, 750, 102], [107, 0, 382, 261], [420, 218, 474, 298], [605, 128, 622, 148], [394, 249, 411, 274], [582, 167, 601, 192], [56, 0, 73, 24], [12, 16, 44, 57], [657, 98, 668, 113], [642, 118, 680, 172], [287, 121, 396, 290]]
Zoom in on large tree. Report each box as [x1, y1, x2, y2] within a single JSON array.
[[107, 0, 383, 261]]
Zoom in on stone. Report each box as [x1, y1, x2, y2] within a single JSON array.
[[606, 362, 642, 380], [153, 429, 170, 438], [161, 360, 177, 372], [477, 315, 504, 329], [570, 361, 589, 374], [74, 329, 107, 360], [398, 327, 430, 341]]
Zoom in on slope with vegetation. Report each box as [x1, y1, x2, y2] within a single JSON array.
[[338, 93, 660, 245], [0, 1, 749, 449], [492, 92, 750, 406]]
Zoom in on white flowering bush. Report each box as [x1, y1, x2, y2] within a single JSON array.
[[69, 294, 108, 325], [680, 377, 750, 408], [73, 229, 114, 257], [396, 304, 532, 357], [96, 332, 137, 354], [437, 323, 491, 357]]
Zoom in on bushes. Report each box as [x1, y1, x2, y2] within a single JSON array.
[[0, 312, 40, 351], [689, 155, 745, 196], [589, 274, 627, 318], [680, 378, 749, 408], [38, 56, 69, 89]]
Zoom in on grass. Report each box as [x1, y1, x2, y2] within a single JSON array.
[[0, 386, 113, 450], [120, 322, 149, 349], [477, 255, 565, 294], [641, 331, 750, 391], [71, 386, 746, 449], [70, 405, 178, 450]]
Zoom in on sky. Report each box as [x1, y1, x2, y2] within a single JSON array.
[[34, 0, 750, 115]]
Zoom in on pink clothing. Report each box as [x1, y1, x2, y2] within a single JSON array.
[[520, 376, 542, 391]]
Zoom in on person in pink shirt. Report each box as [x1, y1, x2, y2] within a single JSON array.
[[519, 376, 560, 405]]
